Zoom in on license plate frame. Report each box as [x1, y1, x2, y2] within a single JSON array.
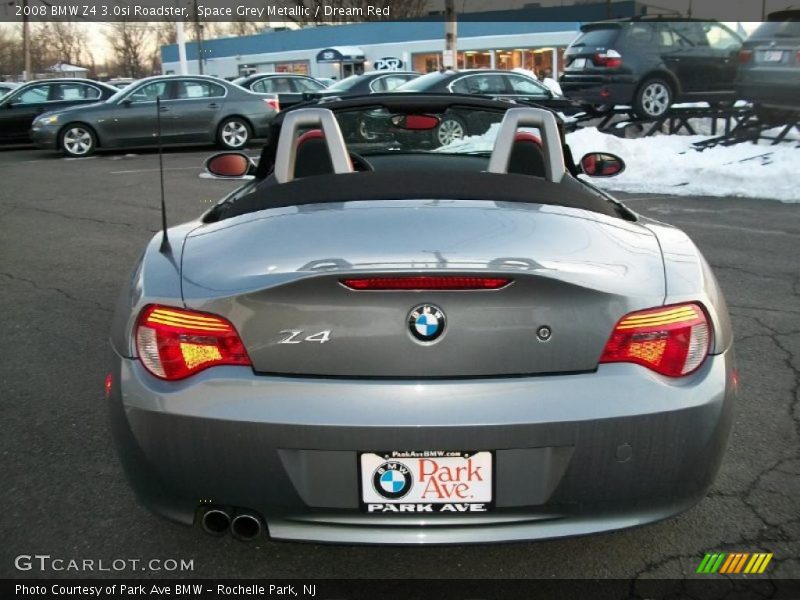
[[569, 58, 587, 70], [359, 450, 494, 514], [762, 50, 784, 62]]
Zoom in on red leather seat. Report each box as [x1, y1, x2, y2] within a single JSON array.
[[508, 132, 546, 178]]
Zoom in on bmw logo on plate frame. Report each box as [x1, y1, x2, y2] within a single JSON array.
[[372, 461, 414, 500], [408, 304, 446, 343]]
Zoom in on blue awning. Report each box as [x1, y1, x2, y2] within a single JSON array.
[[316, 46, 365, 63]]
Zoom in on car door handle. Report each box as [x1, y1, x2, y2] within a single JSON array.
[[159, 106, 169, 112], [208, 103, 219, 108]]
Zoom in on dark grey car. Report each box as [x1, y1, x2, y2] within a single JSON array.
[[30, 75, 278, 157], [736, 12, 800, 114], [0, 78, 117, 143]]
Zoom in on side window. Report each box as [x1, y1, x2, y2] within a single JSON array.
[[702, 23, 741, 51], [657, 24, 679, 48], [625, 23, 656, 47], [16, 84, 52, 104], [451, 78, 469, 94], [671, 22, 706, 47], [54, 83, 100, 101], [175, 80, 226, 99], [382, 76, 411, 91], [270, 78, 294, 93], [128, 81, 169, 103], [369, 77, 387, 92], [506, 75, 549, 97], [252, 80, 268, 93], [293, 78, 324, 92], [464, 74, 507, 95]]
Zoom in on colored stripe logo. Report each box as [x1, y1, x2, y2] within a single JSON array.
[[696, 552, 773, 574]]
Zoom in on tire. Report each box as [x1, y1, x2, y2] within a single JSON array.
[[435, 116, 467, 146], [633, 78, 673, 119], [217, 117, 251, 150], [358, 117, 378, 141], [60, 124, 97, 157]]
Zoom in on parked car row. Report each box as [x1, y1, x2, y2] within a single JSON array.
[[0, 75, 282, 156], [559, 14, 800, 118], [3, 14, 796, 157]]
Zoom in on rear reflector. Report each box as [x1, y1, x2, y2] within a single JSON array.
[[738, 49, 753, 63], [135, 305, 251, 380], [599, 303, 711, 377], [341, 276, 512, 291], [264, 97, 280, 112]]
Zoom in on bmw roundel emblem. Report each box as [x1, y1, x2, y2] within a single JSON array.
[[372, 462, 413, 500], [408, 304, 446, 343]]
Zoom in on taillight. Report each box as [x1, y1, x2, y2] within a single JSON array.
[[264, 97, 280, 112], [135, 305, 251, 380], [599, 303, 711, 377], [738, 49, 753, 64], [592, 49, 622, 68], [341, 276, 511, 290]]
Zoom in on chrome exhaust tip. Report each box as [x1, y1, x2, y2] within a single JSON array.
[[230, 512, 262, 541], [200, 508, 231, 536]]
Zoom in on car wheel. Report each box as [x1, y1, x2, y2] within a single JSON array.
[[60, 124, 96, 157], [633, 78, 673, 119], [436, 116, 467, 146], [358, 118, 378, 141], [218, 118, 251, 149]]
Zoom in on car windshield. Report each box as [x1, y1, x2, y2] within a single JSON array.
[[395, 71, 451, 91], [325, 105, 537, 157], [327, 76, 362, 91]]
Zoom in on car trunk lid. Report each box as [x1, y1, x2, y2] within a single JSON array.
[[181, 201, 665, 377]]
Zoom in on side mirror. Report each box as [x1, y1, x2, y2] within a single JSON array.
[[579, 152, 625, 177], [204, 152, 254, 179]]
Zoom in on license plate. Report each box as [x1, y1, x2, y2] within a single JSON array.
[[360, 450, 493, 513], [762, 50, 783, 62], [569, 58, 587, 70]]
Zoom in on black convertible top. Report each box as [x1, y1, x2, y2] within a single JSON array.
[[206, 94, 632, 223], [207, 170, 629, 222]]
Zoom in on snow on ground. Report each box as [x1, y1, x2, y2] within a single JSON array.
[[436, 123, 799, 203], [567, 127, 799, 203]]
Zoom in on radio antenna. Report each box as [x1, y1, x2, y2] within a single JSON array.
[[156, 95, 171, 254]]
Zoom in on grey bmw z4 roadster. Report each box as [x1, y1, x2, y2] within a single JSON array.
[[107, 94, 736, 544]]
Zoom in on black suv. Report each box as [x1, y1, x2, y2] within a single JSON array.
[[560, 18, 743, 118]]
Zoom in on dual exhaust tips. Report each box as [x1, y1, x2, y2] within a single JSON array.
[[201, 507, 263, 541]]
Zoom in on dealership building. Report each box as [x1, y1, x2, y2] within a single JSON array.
[[161, 1, 643, 81]]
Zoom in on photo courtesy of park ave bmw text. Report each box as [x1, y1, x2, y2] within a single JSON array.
[[0, 0, 798, 597]]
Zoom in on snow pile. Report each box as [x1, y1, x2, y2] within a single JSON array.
[[567, 128, 799, 202], [435, 123, 799, 202]]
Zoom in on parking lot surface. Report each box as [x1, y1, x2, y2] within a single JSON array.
[[1, 146, 798, 580]]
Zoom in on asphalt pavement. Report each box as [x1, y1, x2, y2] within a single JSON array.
[[0, 145, 798, 581]]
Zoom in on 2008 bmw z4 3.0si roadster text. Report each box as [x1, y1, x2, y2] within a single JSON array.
[[107, 94, 736, 544]]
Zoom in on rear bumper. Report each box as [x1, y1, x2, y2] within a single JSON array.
[[736, 80, 800, 111], [559, 75, 637, 106], [109, 347, 736, 544]]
